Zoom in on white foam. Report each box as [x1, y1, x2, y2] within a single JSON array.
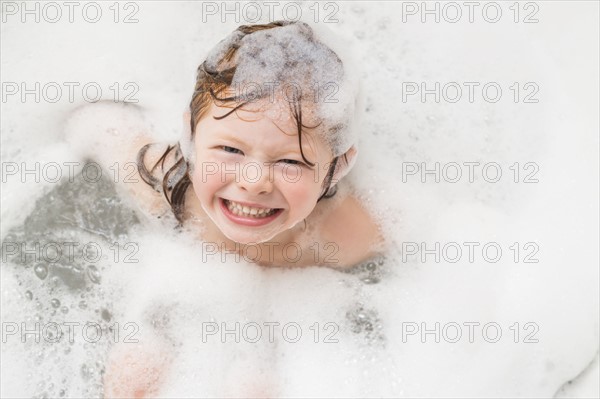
[[201, 20, 361, 157], [1, 1, 598, 398]]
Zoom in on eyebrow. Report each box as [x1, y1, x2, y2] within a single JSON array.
[[219, 134, 247, 148]]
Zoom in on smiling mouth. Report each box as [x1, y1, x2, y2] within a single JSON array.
[[222, 198, 282, 219]]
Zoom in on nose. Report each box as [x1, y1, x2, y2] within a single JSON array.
[[237, 161, 273, 195]]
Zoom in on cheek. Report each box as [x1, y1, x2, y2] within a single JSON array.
[[277, 168, 322, 212], [191, 156, 226, 204]]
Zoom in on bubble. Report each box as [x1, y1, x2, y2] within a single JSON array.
[[49, 276, 60, 288], [25, 290, 33, 300], [101, 308, 112, 322], [361, 276, 380, 284], [106, 127, 119, 136], [86, 265, 101, 284], [51, 298, 61, 308], [34, 350, 45, 362], [72, 263, 84, 272], [80, 364, 90, 380], [346, 304, 385, 344], [34, 264, 49, 280], [78, 301, 88, 310], [45, 326, 62, 341], [60, 306, 69, 314]]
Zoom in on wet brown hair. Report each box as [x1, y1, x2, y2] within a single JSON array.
[[137, 21, 347, 225]]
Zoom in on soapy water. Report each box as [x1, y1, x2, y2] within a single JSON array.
[[1, 1, 598, 398]]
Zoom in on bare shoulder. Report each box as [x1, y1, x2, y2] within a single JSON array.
[[63, 101, 173, 218], [318, 192, 386, 269]]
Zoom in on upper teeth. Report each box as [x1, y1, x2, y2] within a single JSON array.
[[226, 200, 275, 217]]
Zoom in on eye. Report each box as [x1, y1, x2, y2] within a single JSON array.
[[221, 146, 243, 155], [279, 159, 303, 166]]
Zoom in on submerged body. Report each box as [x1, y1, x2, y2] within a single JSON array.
[[62, 20, 387, 398], [63, 100, 386, 398]]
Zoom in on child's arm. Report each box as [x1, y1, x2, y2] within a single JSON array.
[[63, 101, 171, 217]]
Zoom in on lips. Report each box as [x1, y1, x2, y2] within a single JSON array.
[[219, 198, 283, 227]]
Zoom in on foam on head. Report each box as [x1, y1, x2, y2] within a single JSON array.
[[183, 20, 362, 161]]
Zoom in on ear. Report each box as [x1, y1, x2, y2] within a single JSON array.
[[330, 145, 358, 185]]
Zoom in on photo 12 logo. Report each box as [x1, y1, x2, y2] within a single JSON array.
[[1, 241, 140, 266], [202, 240, 339, 265], [1, 161, 140, 185], [1, 82, 139, 104], [401, 161, 540, 184], [401, 241, 540, 264], [400, 2, 540, 24], [200, 321, 340, 344], [2, 321, 140, 344], [402, 82, 540, 104], [200, 1, 340, 24], [1, 1, 140, 24], [401, 321, 540, 343]]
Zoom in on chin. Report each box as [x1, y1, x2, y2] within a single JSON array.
[[221, 228, 280, 245]]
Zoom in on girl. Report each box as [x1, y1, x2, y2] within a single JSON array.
[[117, 20, 385, 269], [90, 20, 386, 397]]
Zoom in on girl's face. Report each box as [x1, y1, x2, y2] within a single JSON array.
[[190, 101, 334, 244]]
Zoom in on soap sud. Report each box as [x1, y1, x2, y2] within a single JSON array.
[[2, 2, 599, 399], [201, 20, 361, 157]]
